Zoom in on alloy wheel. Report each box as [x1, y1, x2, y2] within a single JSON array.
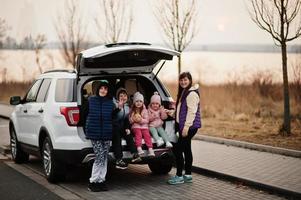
[[43, 141, 52, 176]]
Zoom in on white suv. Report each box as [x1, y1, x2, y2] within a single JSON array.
[[9, 43, 179, 182]]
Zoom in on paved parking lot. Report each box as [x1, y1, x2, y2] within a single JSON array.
[[5, 158, 286, 200]]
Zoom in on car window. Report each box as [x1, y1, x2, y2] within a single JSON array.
[[25, 79, 43, 102], [55, 79, 76, 102], [36, 79, 52, 102]]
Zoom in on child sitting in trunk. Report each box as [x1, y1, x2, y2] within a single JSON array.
[[112, 88, 142, 169], [148, 92, 173, 148], [129, 92, 155, 156]]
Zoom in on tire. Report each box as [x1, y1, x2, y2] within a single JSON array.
[[148, 158, 173, 175], [10, 126, 29, 164], [42, 137, 66, 183]]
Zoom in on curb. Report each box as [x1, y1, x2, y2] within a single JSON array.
[[194, 135, 301, 158], [191, 166, 301, 199]]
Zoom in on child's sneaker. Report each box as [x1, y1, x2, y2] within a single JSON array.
[[137, 147, 144, 155], [88, 182, 108, 192], [148, 148, 155, 157], [165, 141, 173, 148], [167, 175, 184, 185], [156, 139, 164, 147], [131, 153, 142, 163], [183, 174, 192, 183], [88, 182, 100, 192], [115, 159, 128, 169]]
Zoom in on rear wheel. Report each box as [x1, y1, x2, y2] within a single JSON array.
[[10, 126, 29, 163], [42, 137, 66, 183], [148, 158, 173, 175]]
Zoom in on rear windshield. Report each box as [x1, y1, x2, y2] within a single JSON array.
[[55, 79, 76, 102]]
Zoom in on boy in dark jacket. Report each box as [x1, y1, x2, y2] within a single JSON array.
[[85, 80, 114, 192]]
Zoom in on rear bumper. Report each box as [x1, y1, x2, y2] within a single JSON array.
[[53, 147, 174, 165], [53, 148, 93, 165]]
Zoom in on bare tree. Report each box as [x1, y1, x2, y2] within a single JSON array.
[[153, 0, 198, 75], [95, 0, 133, 44], [1, 68, 7, 83], [248, 0, 301, 135], [0, 18, 9, 60], [0, 18, 8, 46], [34, 34, 47, 74], [55, 0, 87, 67]]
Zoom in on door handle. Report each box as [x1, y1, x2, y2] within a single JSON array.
[[23, 109, 27, 113], [38, 108, 44, 113]]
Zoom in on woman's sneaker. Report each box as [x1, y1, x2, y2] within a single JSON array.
[[167, 175, 184, 185], [115, 159, 128, 169], [131, 153, 142, 163], [183, 175, 192, 183]]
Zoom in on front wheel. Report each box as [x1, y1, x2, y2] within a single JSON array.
[[42, 137, 66, 183], [148, 158, 173, 175], [10, 126, 29, 163]]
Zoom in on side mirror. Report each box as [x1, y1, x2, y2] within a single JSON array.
[[10, 96, 21, 105]]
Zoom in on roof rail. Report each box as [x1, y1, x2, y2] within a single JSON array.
[[43, 69, 76, 74], [105, 42, 151, 48]]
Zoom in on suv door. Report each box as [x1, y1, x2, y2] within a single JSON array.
[[29, 79, 52, 145], [16, 79, 43, 145]]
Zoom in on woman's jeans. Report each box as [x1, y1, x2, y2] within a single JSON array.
[[172, 128, 198, 176]]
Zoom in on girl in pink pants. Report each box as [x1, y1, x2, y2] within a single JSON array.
[[129, 92, 155, 157]]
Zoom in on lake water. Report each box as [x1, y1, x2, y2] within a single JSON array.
[[0, 49, 300, 84]]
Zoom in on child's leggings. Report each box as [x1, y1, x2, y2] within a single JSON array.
[[149, 127, 169, 142], [132, 128, 153, 148]]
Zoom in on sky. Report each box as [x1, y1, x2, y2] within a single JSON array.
[[0, 0, 300, 45]]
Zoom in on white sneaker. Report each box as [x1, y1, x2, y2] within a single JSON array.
[[137, 147, 144, 155], [148, 148, 155, 157], [156, 139, 164, 147], [166, 142, 173, 148]]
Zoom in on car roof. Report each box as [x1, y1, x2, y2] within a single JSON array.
[[38, 69, 77, 79]]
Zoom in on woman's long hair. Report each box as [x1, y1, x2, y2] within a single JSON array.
[[176, 72, 193, 104]]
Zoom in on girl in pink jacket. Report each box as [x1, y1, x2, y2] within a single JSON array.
[[129, 92, 155, 156], [148, 92, 173, 148]]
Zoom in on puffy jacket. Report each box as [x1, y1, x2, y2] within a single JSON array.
[[148, 107, 168, 128], [177, 84, 202, 133], [129, 105, 149, 129], [85, 96, 114, 140]]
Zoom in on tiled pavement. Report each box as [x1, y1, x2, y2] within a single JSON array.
[[6, 160, 286, 200], [192, 140, 301, 196]]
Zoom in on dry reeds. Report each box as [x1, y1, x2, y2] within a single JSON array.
[[163, 80, 300, 120], [0, 81, 32, 103]]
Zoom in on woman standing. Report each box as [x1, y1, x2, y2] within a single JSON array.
[[85, 80, 114, 192], [167, 72, 202, 185]]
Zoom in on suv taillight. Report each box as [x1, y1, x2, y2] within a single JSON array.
[[60, 107, 80, 126]]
